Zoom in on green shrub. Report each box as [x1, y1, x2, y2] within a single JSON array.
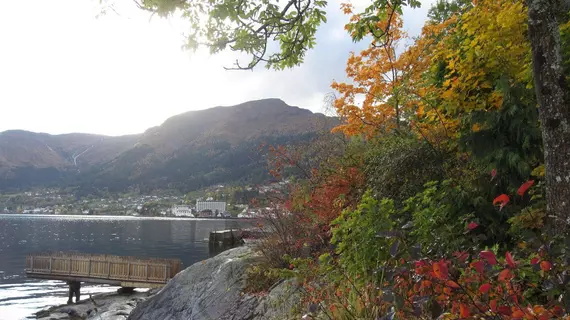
[[364, 134, 446, 205], [330, 191, 395, 282], [404, 180, 476, 255], [244, 265, 288, 294]]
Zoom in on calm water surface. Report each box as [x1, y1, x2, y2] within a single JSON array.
[[0, 214, 252, 320]]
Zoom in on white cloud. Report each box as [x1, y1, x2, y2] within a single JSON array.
[[0, 0, 436, 136]]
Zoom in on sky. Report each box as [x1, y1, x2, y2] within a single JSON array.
[[0, 0, 436, 136]]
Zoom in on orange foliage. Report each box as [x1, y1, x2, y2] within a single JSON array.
[[307, 166, 364, 226], [332, 7, 458, 141]]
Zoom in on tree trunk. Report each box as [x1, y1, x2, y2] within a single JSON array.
[[527, 0, 570, 229]]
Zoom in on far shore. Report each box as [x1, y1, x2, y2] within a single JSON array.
[[0, 213, 257, 221]]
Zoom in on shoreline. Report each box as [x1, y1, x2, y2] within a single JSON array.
[[34, 288, 158, 320], [0, 213, 256, 221]]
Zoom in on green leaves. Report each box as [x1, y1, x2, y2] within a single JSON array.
[[345, 0, 419, 42], [404, 180, 477, 255], [331, 190, 395, 280], [135, 0, 425, 69], [137, 0, 330, 69]]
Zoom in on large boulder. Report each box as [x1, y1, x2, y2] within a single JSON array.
[[128, 246, 301, 320]]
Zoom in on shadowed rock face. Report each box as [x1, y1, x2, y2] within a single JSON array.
[[128, 246, 301, 320]]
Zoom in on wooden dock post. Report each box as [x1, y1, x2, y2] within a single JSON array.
[[208, 229, 246, 255], [67, 281, 81, 304]]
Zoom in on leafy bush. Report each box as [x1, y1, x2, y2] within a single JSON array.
[[331, 191, 395, 282], [244, 265, 290, 294], [404, 180, 477, 255], [254, 208, 313, 268], [364, 134, 446, 204]]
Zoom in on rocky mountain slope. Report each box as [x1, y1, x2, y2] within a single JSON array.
[[0, 99, 334, 192]]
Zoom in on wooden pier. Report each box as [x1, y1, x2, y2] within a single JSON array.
[[25, 252, 182, 289]]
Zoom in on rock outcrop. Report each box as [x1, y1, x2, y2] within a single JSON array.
[[36, 290, 154, 320], [128, 246, 301, 320]]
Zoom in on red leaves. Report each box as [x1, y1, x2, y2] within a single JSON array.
[[467, 221, 479, 230], [446, 280, 460, 289], [497, 306, 512, 316], [498, 268, 513, 281], [471, 260, 485, 274], [540, 261, 552, 271], [433, 260, 449, 280], [491, 179, 533, 211], [512, 310, 525, 318], [453, 251, 469, 263], [490, 299, 497, 312], [517, 180, 535, 196], [393, 251, 566, 319], [480, 251, 498, 265], [490, 179, 533, 213], [459, 304, 470, 318], [552, 305, 564, 317], [493, 194, 510, 210], [505, 252, 516, 268], [479, 283, 492, 294], [308, 166, 363, 224]]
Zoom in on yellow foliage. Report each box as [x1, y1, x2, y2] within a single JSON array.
[[332, 0, 532, 146], [331, 8, 408, 138], [332, 7, 458, 140], [434, 0, 532, 115], [532, 165, 545, 178]]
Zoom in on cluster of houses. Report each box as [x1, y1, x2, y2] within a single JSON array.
[[171, 201, 230, 218], [171, 201, 277, 219]]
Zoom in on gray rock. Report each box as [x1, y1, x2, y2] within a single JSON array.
[[36, 291, 149, 320], [253, 279, 301, 320], [128, 246, 260, 320], [128, 246, 301, 320]]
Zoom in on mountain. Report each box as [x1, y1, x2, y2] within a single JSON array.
[[0, 131, 140, 190], [0, 99, 335, 193]]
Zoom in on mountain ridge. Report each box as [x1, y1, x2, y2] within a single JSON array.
[[0, 99, 335, 192]]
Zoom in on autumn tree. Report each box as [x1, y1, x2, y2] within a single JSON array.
[[331, 8, 410, 137], [331, 5, 461, 142]]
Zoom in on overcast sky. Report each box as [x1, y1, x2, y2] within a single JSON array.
[[0, 0, 436, 136]]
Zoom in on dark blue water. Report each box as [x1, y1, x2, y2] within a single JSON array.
[[0, 214, 252, 319]]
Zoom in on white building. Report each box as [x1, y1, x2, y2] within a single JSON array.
[[195, 201, 226, 214], [237, 211, 260, 218], [172, 205, 194, 217]]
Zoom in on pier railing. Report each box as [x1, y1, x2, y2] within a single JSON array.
[[25, 252, 182, 287]]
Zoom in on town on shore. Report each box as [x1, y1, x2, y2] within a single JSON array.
[[0, 180, 290, 219]]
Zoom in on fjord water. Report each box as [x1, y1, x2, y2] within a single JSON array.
[[0, 214, 252, 319]]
